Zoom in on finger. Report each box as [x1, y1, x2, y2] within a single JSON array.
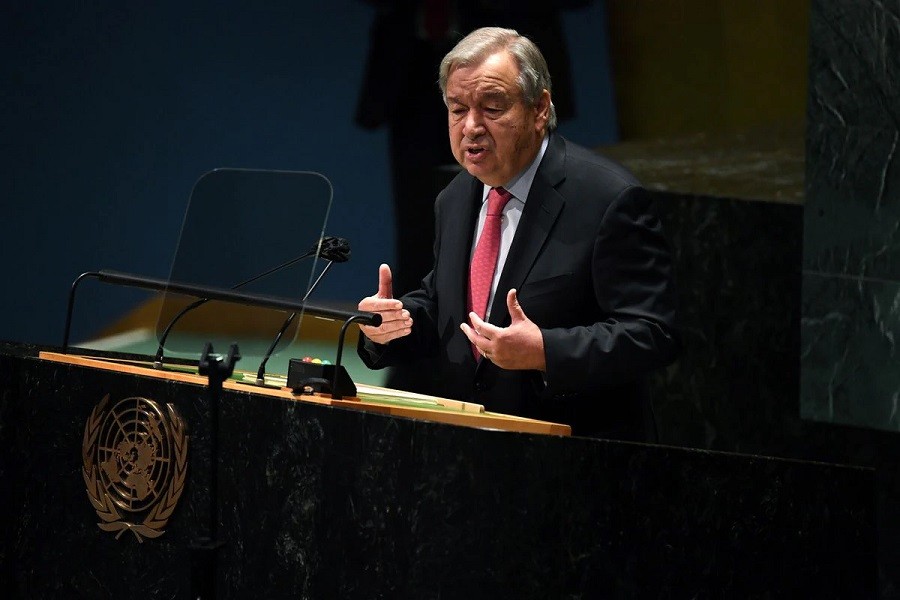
[[359, 324, 412, 345], [468, 311, 500, 340], [376, 309, 412, 327], [377, 264, 393, 299], [506, 288, 526, 322], [361, 317, 411, 337], [459, 322, 489, 351], [358, 297, 404, 312], [467, 310, 487, 331], [360, 309, 412, 333], [459, 322, 476, 345]]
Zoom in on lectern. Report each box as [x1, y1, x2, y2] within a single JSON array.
[[0, 342, 875, 598]]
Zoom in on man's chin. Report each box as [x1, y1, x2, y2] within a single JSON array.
[[463, 162, 500, 186]]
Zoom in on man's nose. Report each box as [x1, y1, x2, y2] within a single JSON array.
[[463, 110, 485, 138]]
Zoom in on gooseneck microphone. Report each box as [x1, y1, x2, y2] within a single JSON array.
[[255, 237, 350, 384], [152, 236, 348, 368]]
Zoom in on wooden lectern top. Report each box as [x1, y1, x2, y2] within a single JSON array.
[[39, 351, 571, 437]]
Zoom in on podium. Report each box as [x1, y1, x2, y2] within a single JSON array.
[[1, 342, 875, 597]]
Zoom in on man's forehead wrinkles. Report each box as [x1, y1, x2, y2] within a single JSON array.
[[477, 78, 512, 94]]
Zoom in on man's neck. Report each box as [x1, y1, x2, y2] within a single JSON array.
[[485, 133, 550, 199]]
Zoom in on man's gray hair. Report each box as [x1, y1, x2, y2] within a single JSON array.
[[439, 27, 557, 131]]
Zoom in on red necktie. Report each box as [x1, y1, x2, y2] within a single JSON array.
[[468, 187, 513, 354]]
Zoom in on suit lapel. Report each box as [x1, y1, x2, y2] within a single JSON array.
[[489, 134, 567, 328]]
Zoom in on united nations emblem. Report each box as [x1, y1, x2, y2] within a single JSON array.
[[82, 394, 188, 542]]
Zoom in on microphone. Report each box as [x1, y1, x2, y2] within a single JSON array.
[[313, 235, 351, 264], [254, 237, 350, 384], [153, 236, 348, 368]]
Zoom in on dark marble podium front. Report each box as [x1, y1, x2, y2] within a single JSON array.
[[1, 343, 874, 598]]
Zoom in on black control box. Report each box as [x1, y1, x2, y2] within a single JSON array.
[[286, 359, 357, 399]]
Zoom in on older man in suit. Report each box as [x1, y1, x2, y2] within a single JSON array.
[[357, 27, 679, 440]]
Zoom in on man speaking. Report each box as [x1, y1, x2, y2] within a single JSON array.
[[357, 27, 679, 441]]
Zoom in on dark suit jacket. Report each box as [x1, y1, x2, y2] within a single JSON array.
[[359, 133, 679, 440]]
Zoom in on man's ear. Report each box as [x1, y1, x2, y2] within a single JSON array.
[[535, 89, 551, 128]]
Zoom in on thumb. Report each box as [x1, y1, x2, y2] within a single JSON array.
[[507, 288, 526, 322], [377, 263, 394, 299]]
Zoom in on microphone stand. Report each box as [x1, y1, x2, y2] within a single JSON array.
[[153, 298, 206, 368], [255, 260, 336, 384], [192, 342, 239, 600]]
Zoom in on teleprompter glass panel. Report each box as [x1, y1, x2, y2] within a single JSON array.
[[154, 169, 332, 369]]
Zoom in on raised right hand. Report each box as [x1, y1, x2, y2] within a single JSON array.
[[357, 264, 413, 344]]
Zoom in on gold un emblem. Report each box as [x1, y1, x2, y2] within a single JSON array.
[[82, 394, 188, 542]]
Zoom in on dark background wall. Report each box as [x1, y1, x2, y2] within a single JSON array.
[[0, 0, 616, 346]]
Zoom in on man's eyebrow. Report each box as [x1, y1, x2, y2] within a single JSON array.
[[480, 90, 514, 104]]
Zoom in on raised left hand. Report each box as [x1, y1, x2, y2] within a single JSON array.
[[460, 288, 546, 371]]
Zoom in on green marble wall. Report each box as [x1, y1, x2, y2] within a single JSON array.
[[801, 0, 900, 432]]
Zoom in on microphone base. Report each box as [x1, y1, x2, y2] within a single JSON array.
[[287, 359, 356, 399]]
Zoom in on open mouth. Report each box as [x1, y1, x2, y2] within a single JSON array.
[[466, 147, 485, 157]]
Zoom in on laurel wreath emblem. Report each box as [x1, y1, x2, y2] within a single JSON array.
[[82, 394, 189, 542]]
